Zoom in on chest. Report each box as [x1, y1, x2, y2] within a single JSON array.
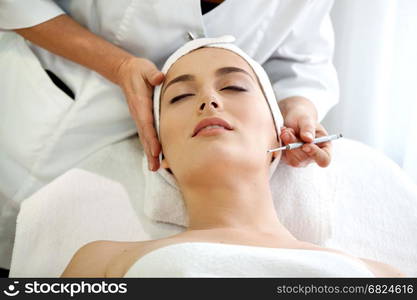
[[62, 0, 311, 67], [104, 237, 312, 277]]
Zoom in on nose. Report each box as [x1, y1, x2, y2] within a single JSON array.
[[198, 95, 221, 113]]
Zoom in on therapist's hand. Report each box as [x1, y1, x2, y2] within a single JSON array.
[[278, 96, 332, 168], [117, 57, 165, 171]]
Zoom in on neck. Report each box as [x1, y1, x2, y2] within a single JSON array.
[[181, 170, 294, 239]]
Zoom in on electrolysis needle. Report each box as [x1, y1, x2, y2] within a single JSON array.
[[267, 133, 343, 152]]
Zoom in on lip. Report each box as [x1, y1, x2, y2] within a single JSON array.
[[192, 117, 233, 137]]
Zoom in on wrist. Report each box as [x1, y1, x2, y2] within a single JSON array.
[[113, 55, 135, 86]]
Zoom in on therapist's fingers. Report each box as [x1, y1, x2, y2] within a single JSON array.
[[298, 116, 316, 143], [118, 57, 165, 171], [140, 120, 161, 170], [302, 142, 332, 168], [135, 89, 161, 172], [140, 61, 164, 171], [280, 127, 313, 168], [128, 93, 159, 171], [301, 123, 332, 167], [145, 69, 165, 87]]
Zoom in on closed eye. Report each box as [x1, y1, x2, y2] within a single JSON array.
[[170, 93, 194, 104], [169, 86, 247, 104], [221, 86, 247, 92]]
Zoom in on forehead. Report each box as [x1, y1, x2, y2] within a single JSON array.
[[165, 47, 257, 79]]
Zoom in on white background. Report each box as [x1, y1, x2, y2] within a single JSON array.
[[324, 0, 417, 184]]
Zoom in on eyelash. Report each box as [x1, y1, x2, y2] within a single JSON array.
[[169, 86, 247, 103]]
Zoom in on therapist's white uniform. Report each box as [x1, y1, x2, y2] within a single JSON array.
[[0, 0, 338, 269]]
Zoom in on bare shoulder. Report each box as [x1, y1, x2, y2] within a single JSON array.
[[358, 257, 407, 277], [62, 237, 184, 278], [60, 240, 143, 278], [296, 242, 406, 277], [106, 238, 185, 277]]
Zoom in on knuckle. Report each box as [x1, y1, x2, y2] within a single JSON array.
[[300, 115, 314, 126], [137, 127, 145, 138], [141, 140, 149, 152], [289, 158, 301, 167], [137, 115, 153, 126], [142, 124, 157, 138], [289, 161, 298, 167], [142, 120, 155, 129], [146, 153, 153, 163], [285, 157, 294, 166], [139, 135, 150, 149], [136, 126, 146, 139]]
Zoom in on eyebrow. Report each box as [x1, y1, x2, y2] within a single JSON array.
[[162, 66, 254, 95]]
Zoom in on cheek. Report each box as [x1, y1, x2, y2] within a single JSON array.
[[234, 99, 278, 153], [233, 97, 274, 134], [160, 109, 190, 153]]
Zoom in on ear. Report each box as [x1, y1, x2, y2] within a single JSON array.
[[161, 153, 168, 168], [160, 153, 174, 174]]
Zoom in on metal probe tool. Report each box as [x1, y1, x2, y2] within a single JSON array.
[[267, 133, 343, 152]]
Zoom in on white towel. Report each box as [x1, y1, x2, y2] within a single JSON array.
[[123, 242, 375, 277], [144, 35, 285, 228], [143, 153, 335, 245], [10, 168, 149, 277], [9, 137, 417, 277]]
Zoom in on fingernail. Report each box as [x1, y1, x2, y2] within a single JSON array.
[[306, 132, 313, 140], [148, 161, 154, 171], [304, 145, 311, 153]]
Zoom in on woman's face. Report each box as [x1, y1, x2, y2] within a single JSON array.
[[159, 47, 281, 185]]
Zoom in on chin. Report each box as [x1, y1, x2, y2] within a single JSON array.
[[198, 145, 237, 161]]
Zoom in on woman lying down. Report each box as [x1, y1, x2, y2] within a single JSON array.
[[61, 36, 405, 278]]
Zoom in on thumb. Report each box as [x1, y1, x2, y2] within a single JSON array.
[[298, 117, 316, 142], [146, 69, 165, 86]]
